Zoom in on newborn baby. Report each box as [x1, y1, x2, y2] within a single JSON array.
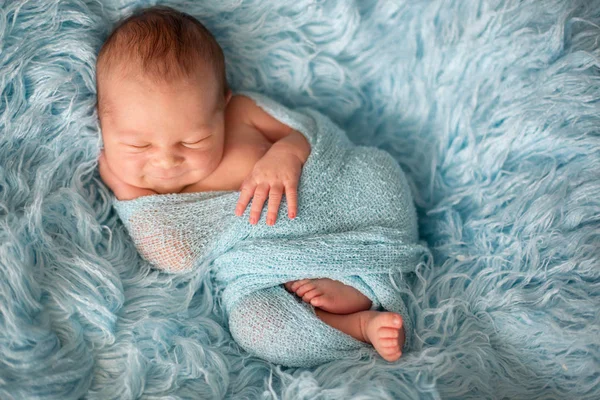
[[97, 6, 405, 363]]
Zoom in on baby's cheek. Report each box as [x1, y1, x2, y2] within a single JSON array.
[[188, 151, 217, 171], [118, 157, 148, 185]]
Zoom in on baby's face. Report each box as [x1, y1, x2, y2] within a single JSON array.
[[99, 72, 230, 194]]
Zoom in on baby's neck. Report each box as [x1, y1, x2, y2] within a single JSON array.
[[179, 175, 240, 193]]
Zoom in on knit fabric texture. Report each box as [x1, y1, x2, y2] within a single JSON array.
[[112, 90, 431, 367]]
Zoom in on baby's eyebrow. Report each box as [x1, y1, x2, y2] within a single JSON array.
[[118, 127, 212, 140], [118, 131, 145, 138], [118, 120, 212, 135]]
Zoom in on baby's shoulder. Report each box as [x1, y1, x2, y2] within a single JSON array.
[[226, 94, 258, 121], [227, 93, 288, 125]]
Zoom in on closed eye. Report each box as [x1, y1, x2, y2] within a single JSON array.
[[123, 135, 212, 149], [183, 135, 212, 147]]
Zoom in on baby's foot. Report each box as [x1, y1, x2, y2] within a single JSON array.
[[359, 311, 405, 362], [284, 278, 372, 314]]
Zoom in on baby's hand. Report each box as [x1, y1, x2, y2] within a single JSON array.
[[98, 150, 157, 200], [235, 147, 302, 225]]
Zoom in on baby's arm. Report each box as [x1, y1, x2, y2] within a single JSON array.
[[243, 98, 311, 164], [98, 150, 157, 200], [231, 95, 311, 226]]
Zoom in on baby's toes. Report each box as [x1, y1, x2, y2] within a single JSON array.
[[309, 293, 327, 307], [375, 335, 402, 361], [284, 282, 296, 292], [379, 327, 400, 339], [379, 313, 403, 330], [295, 282, 316, 297], [290, 279, 312, 292], [302, 288, 322, 303], [380, 337, 400, 349], [380, 349, 402, 362]]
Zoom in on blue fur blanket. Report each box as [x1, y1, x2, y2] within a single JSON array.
[[0, 0, 598, 399]]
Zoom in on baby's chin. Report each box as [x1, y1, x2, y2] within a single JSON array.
[[139, 168, 213, 194], [152, 181, 189, 194], [142, 176, 189, 194], [146, 172, 212, 194]]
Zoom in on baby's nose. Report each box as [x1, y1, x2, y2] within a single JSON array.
[[152, 153, 183, 169]]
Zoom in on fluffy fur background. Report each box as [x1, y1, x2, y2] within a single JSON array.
[[0, 0, 599, 399]]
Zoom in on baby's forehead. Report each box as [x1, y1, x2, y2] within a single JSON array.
[[97, 65, 219, 113], [98, 76, 221, 127]]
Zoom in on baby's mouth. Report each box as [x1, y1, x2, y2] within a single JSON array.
[[152, 171, 183, 180]]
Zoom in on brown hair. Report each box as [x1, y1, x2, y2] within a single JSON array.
[[96, 6, 228, 110]]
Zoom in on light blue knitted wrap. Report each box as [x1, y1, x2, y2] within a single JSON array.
[[112, 91, 431, 367]]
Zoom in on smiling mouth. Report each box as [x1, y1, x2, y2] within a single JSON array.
[[154, 173, 181, 180]]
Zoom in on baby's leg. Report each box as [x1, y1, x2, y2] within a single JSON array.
[[284, 278, 372, 314], [314, 308, 405, 362]]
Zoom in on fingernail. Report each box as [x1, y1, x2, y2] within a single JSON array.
[[290, 213, 296, 219], [267, 218, 274, 225], [394, 317, 401, 326]]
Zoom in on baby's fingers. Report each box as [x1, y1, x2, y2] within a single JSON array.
[[236, 180, 256, 216], [249, 183, 269, 224], [285, 183, 298, 219], [266, 184, 284, 226]]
